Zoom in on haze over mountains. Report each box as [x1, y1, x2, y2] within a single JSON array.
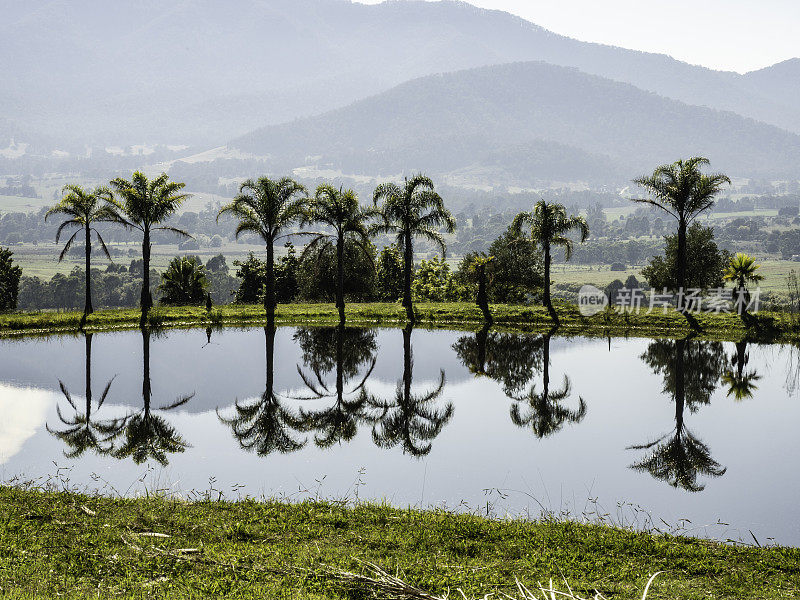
[[1, 0, 799, 185]]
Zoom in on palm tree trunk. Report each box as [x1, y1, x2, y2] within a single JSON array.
[[542, 332, 551, 399], [403, 230, 414, 323], [84, 223, 93, 317], [336, 235, 345, 324], [677, 217, 687, 300], [266, 242, 275, 328], [674, 338, 686, 432], [476, 265, 491, 324], [543, 242, 557, 322], [265, 324, 275, 397], [336, 323, 345, 402], [141, 228, 152, 320]]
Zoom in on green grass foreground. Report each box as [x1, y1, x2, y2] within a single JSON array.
[[0, 301, 796, 342], [0, 488, 797, 599]]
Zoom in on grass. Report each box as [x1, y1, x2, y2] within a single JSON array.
[[0, 301, 795, 342], [0, 486, 797, 599]]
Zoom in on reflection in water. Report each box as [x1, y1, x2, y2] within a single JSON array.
[[454, 327, 586, 438], [218, 326, 306, 455], [452, 325, 543, 395], [368, 325, 453, 457], [111, 328, 194, 465], [629, 338, 727, 492], [508, 329, 587, 439], [722, 340, 761, 401], [292, 326, 382, 447], [47, 333, 122, 458]]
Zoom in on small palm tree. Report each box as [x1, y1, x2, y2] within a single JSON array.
[[45, 185, 120, 319], [302, 185, 378, 323], [108, 172, 192, 319], [373, 175, 455, 322], [468, 254, 494, 323], [217, 177, 307, 324], [723, 253, 763, 315], [511, 200, 588, 323], [158, 256, 209, 305], [633, 157, 730, 298]]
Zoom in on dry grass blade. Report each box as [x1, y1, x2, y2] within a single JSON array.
[[324, 560, 448, 600]]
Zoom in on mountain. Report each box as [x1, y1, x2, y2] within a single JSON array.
[[230, 61, 800, 185], [743, 59, 800, 110], [1, 0, 798, 147]]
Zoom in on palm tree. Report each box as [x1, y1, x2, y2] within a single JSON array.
[[633, 157, 730, 301], [46, 333, 122, 457], [217, 177, 307, 326], [369, 325, 453, 457], [302, 185, 378, 323], [468, 254, 494, 323], [45, 185, 120, 319], [509, 329, 587, 438], [292, 326, 381, 447], [373, 175, 455, 323], [628, 338, 727, 492], [108, 172, 192, 320], [511, 200, 588, 323], [218, 326, 306, 455], [723, 253, 763, 316], [158, 256, 209, 305]]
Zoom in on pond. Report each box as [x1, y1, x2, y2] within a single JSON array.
[[1, 325, 798, 546]]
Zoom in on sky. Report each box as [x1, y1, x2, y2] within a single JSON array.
[[355, 0, 800, 73]]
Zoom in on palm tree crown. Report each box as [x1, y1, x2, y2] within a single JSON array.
[[723, 252, 763, 290], [372, 174, 455, 321]]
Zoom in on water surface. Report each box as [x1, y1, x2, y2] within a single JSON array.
[[1, 325, 798, 546]]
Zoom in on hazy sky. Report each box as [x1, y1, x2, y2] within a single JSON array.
[[356, 0, 799, 73]]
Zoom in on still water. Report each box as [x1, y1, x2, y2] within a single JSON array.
[[1, 326, 798, 546]]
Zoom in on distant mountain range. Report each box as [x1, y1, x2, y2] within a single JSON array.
[[230, 61, 800, 184], [2, 0, 799, 149]]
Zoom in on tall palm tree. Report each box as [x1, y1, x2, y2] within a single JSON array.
[[723, 253, 763, 316], [302, 185, 378, 323], [633, 157, 730, 301], [108, 172, 192, 320], [292, 326, 381, 447], [511, 200, 588, 323], [628, 338, 727, 492], [369, 325, 453, 457], [46, 333, 122, 457], [373, 175, 455, 323], [45, 185, 120, 319], [218, 326, 306, 455], [217, 177, 307, 325], [509, 329, 587, 438]]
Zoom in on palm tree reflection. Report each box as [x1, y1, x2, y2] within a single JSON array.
[[721, 340, 761, 401], [218, 326, 306, 455], [628, 338, 727, 492], [47, 333, 122, 457], [111, 328, 193, 465], [508, 328, 586, 438], [292, 325, 381, 447], [369, 325, 453, 457]]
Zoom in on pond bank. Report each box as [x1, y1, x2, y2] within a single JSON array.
[[1, 487, 797, 599], [0, 302, 795, 342]]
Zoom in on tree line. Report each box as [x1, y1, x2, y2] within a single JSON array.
[[0, 157, 768, 325]]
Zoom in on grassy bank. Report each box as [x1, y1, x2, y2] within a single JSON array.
[[0, 301, 796, 342], [0, 487, 797, 599]]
